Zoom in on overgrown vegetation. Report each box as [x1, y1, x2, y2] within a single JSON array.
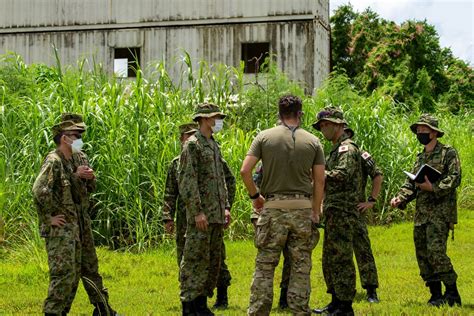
[[330, 4, 474, 113], [0, 52, 472, 250]]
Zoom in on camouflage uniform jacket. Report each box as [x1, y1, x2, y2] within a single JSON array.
[[32, 149, 80, 239], [163, 154, 236, 223], [71, 151, 96, 211], [178, 131, 231, 224], [324, 135, 364, 213], [396, 142, 461, 225], [359, 151, 383, 201]]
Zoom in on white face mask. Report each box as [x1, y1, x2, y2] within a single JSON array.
[[71, 138, 84, 153], [211, 119, 224, 133]]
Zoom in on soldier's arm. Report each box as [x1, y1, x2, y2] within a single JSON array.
[[178, 142, 202, 220], [395, 160, 419, 209], [222, 158, 236, 210], [366, 157, 383, 200], [325, 148, 358, 182], [162, 159, 179, 222], [432, 148, 462, 195], [32, 158, 59, 225]]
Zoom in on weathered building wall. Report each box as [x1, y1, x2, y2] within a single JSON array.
[[0, 0, 330, 92]]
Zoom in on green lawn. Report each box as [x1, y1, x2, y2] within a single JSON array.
[[1, 210, 473, 315]]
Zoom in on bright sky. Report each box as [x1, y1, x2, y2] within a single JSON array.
[[330, 0, 474, 66]]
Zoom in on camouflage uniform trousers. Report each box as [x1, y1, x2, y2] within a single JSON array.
[[176, 218, 231, 287], [44, 212, 108, 314], [322, 210, 357, 302], [248, 208, 319, 316], [353, 214, 378, 289], [414, 220, 457, 286], [180, 223, 224, 302]]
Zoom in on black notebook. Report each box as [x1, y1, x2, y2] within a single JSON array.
[[404, 164, 442, 183]]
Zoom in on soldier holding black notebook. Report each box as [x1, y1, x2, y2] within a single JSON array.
[[391, 114, 462, 308]]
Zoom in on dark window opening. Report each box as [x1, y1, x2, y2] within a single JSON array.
[[241, 42, 270, 74], [114, 47, 140, 78]]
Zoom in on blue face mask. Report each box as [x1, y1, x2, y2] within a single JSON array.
[[211, 119, 224, 133]]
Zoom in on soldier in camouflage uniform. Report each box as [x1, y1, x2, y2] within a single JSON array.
[[33, 114, 117, 316], [250, 163, 291, 310], [344, 125, 381, 304], [312, 108, 363, 316], [391, 114, 462, 307], [162, 122, 235, 309], [178, 103, 232, 316], [242, 95, 325, 316]]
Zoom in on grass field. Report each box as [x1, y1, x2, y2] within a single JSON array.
[[1, 210, 473, 315]]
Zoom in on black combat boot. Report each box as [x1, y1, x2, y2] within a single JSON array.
[[312, 294, 338, 314], [92, 302, 117, 316], [427, 281, 443, 306], [278, 287, 288, 309], [366, 286, 379, 303], [182, 300, 196, 316], [213, 286, 229, 309], [194, 296, 214, 316], [444, 282, 462, 307], [327, 300, 354, 316]]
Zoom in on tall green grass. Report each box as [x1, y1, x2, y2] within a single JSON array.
[[0, 52, 472, 249]]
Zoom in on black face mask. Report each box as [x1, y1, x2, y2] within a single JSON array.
[[417, 133, 431, 145]]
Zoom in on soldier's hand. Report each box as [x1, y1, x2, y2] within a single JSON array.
[[195, 212, 208, 231], [357, 202, 375, 212], [311, 212, 320, 224], [416, 176, 433, 192], [390, 197, 401, 208], [51, 215, 66, 227], [252, 195, 265, 213], [76, 165, 95, 180], [164, 221, 174, 234], [224, 208, 231, 229]]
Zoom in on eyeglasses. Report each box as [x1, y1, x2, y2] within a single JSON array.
[[317, 110, 332, 120]]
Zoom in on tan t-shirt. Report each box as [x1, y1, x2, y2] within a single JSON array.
[[247, 125, 325, 195]]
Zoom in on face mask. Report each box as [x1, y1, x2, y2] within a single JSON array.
[[211, 119, 224, 133], [416, 133, 431, 145], [321, 125, 336, 141], [71, 138, 84, 153]]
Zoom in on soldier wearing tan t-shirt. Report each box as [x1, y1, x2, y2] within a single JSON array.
[[241, 95, 325, 316]]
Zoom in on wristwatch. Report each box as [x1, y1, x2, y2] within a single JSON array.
[[367, 196, 377, 203], [249, 192, 260, 200]]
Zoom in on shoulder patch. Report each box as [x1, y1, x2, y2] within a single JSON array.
[[361, 151, 371, 160], [338, 145, 349, 153]]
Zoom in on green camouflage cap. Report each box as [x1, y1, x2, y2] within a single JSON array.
[[312, 107, 347, 131], [192, 103, 226, 122], [52, 120, 85, 138], [410, 113, 444, 137], [61, 113, 87, 129], [179, 122, 198, 135]]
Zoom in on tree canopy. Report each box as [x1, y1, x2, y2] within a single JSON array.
[[330, 4, 473, 113]]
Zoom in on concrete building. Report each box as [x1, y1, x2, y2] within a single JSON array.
[[0, 0, 330, 92]]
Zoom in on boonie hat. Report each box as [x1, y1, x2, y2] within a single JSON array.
[[179, 122, 199, 135], [409, 113, 444, 137], [52, 120, 85, 137], [192, 103, 226, 122], [312, 107, 347, 131], [61, 113, 87, 129]]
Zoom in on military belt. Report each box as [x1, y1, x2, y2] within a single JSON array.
[[265, 193, 311, 201]]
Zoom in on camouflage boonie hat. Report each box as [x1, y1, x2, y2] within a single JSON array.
[[312, 107, 347, 131], [410, 113, 444, 137], [61, 113, 87, 129], [192, 103, 226, 122], [52, 120, 85, 137], [179, 122, 198, 135], [344, 124, 355, 138]]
